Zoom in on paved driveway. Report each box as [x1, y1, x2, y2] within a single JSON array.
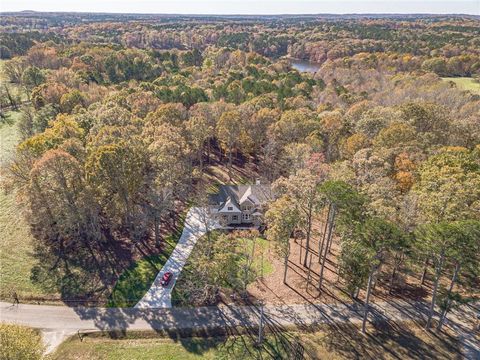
[[135, 207, 218, 309]]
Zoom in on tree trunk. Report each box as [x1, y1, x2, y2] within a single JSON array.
[[389, 257, 398, 295], [299, 237, 303, 265], [420, 258, 429, 285], [303, 204, 313, 268], [198, 149, 203, 173], [228, 150, 233, 178], [283, 243, 290, 285], [325, 208, 336, 254], [318, 206, 335, 291], [436, 262, 460, 332], [318, 204, 332, 264], [354, 287, 360, 299], [426, 252, 445, 330], [306, 253, 313, 292], [362, 266, 376, 334], [154, 213, 160, 249]]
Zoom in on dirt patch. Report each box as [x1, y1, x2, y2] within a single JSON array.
[[229, 220, 437, 306]]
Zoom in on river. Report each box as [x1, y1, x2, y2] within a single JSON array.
[[290, 59, 322, 73]]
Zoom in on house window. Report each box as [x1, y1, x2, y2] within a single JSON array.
[[228, 206, 233, 211], [232, 215, 238, 221], [243, 213, 250, 220]]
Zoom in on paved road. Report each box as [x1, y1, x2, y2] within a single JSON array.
[[135, 207, 218, 308], [1, 300, 478, 357]]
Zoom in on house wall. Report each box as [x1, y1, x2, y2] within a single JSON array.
[[227, 213, 242, 224]]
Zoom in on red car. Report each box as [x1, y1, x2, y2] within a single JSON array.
[[160, 272, 173, 287]]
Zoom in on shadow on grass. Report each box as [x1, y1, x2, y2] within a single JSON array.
[[26, 209, 187, 308]]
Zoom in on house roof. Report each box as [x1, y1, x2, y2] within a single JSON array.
[[210, 183, 273, 211]]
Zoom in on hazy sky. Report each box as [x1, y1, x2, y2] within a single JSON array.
[[1, 1, 479, 15]]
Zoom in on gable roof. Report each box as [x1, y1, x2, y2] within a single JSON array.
[[218, 197, 242, 213], [210, 183, 273, 210]]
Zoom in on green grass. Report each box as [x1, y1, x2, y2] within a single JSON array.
[[107, 219, 185, 308], [0, 59, 28, 102], [0, 112, 51, 300], [239, 237, 274, 278], [52, 335, 222, 360], [49, 321, 461, 360], [442, 77, 480, 94]]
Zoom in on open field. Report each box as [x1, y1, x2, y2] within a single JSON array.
[[0, 112, 53, 300], [49, 321, 462, 360], [442, 77, 480, 94]]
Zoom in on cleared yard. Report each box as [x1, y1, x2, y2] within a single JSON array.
[[0, 112, 53, 300], [442, 77, 480, 94], [50, 321, 462, 360]]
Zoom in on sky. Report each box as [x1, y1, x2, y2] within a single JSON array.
[[0, 1, 478, 15]]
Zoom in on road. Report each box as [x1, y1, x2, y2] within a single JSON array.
[[1, 299, 478, 357], [135, 207, 219, 308]]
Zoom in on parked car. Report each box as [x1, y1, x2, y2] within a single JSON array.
[[160, 272, 173, 287]]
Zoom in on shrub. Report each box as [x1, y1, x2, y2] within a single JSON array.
[[0, 323, 44, 360]]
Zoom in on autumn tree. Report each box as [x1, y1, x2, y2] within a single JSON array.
[[413, 147, 480, 223], [216, 110, 243, 172], [265, 195, 300, 283], [273, 167, 326, 267]]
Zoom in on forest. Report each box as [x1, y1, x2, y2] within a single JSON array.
[[0, 13, 479, 338]]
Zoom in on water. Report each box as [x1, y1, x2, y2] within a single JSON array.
[[290, 59, 322, 73]]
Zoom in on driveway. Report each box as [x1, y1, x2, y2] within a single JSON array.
[[135, 207, 218, 309]]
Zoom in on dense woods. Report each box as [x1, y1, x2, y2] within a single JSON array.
[[0, 13, 478, 333]]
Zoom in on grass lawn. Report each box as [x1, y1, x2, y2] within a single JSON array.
[[0, 112, 52, 300], [239, 236, 274, 278], [107, 217, 185, 308], [50, 321, 461, 360], [442, 77, 480, 94], [0, 59, 28, 102]]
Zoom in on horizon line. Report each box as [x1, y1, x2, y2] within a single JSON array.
[[2, 10, 478, 16]]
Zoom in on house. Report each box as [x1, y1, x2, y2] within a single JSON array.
[[209, 181, 273, 227]]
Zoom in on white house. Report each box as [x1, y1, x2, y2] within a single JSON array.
[[209, 182, 273, 226]]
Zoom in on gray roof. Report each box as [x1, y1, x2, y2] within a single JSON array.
[[209, 184, 273, 209]]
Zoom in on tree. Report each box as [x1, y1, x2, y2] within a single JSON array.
[[415, 220, 479, 330], [338, 236, 372, 299], [268, 108, 317, 146], [413, 147, 480, 223], [265, 195, 300, 284], [318, 180, 367, 287], [143, 103, 187, 140], [356, 218, 404, 334], [174, 232, 240, 306], [185, 115, 213, 172], [216, 110, 243, 172], [147, 123, 190, 246], [0, 324, 44, 360], [21, 66, 46, 89], [273, 168, 325, 267], [60, 89, 86, 113], [86, 141, 147, 235]]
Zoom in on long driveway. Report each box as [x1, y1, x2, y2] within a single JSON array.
[[135, 207, 218, 309], [1, 300, 478, 357]]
